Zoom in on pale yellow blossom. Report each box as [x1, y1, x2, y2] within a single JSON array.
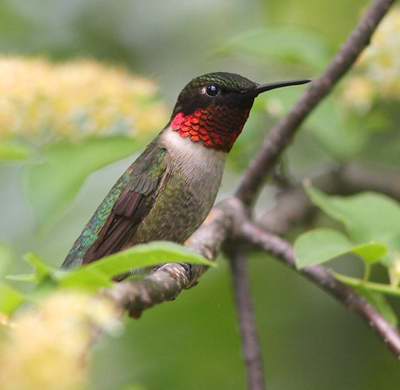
[[343, 6, 400, 110], [0, 313, 10, 327], [0, 57, 168, 141], [342, 77, 375, 113], [0, 292, 120, 390]]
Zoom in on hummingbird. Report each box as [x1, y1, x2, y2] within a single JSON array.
[[62, 72, 309, 269]]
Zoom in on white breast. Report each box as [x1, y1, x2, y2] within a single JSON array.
[[160, 126, 226, 186]]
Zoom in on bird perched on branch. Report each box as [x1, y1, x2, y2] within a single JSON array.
[[63, 72, 309, 269]]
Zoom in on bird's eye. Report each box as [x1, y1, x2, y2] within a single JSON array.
[[204, 84, 220, 97]]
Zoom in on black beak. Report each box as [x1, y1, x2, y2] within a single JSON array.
[[254, 79, 311, 96]]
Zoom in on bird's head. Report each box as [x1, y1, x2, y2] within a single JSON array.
[[169, 72, 310, 152]]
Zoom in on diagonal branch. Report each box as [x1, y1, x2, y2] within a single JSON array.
[[107, 193, 400, 358], [106, 198, 241, 317], [228, 248, 266, 390], [236, 0, 395, 206], [238, 221, 400, 358], [107, 0, 395, 322], [104, 1, 398, 359], [106, 0, 396, 320]]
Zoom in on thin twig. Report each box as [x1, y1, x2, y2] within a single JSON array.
[[239, 221, 400, 359], [339, 164, 400, 199], [236, 0, 395, 206], [228, 248, 266, 390]]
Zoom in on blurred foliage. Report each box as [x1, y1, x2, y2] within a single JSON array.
[[0, 244, 14, 275], [1, 1, 400, 389], [342, 7, 400, 110], [304, 187, 400, 249], [26, 137, 139, 227], [0, 283, 24, 316], [0, 242, 212, 389], [3, 241, 211, 306], [294, 187, 400, 325], [218, 26, 332, 72], [0, 291, 119, 390], [0, 141, 30, 161], [0, 57, 167, 228]]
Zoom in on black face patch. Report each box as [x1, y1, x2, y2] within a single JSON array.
[[172, 72, 258, 117]]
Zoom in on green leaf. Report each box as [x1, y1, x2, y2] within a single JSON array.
[[6, 274, 36, 283], [219, 26, 331, 71], [8, 243, 213, 293], [0, 142, 30, 162], [352, 244, 388, 263], [25, 136, 139, 227], [355, 288, 397, 327], [294, 228, 387, 268], [58, 268, 113, 291], [305, 186, 400, 245], [59, 241, 214, 292], [24, 252, 55, 283], [333, 272, 400, 298], [0, 283, 25, 315], [9, 252, 59, 287]]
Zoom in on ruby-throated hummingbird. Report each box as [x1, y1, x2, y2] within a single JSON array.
[[62, 72, 309, 269]]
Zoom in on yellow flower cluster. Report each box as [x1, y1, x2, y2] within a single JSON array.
[[0, 292, 120, 390], [342, 6, 400, 111], [0, 57, 168, 141]]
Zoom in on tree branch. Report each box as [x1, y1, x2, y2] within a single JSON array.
[[228, 248, 266, 390], [107, 0, 395, 321], [106, 198, 241, 318], [236, 0, 395, 206], [339, 164, 400, 199], [238, 221, 400, 359], [107, 191, 400, 359]]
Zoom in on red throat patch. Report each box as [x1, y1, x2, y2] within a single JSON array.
[[171, 106, 250, 152]]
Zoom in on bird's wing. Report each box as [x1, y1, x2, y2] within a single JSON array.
[[62, 143, 169, 268]]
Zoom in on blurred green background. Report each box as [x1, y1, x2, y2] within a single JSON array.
[[1, 0, 400, 389]]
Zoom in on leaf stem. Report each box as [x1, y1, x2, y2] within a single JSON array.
[[364, 263, 372, 281], [333, 272, 400, 297]]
